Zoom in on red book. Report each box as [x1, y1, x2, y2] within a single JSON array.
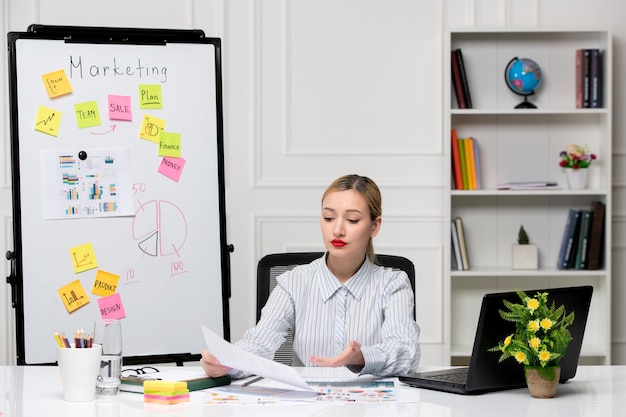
[[451, 129, 463, 190], [451, 50, 467, 108]]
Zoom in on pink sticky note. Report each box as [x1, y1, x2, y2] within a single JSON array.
[[158, 156, 186, 182], [108, 95, 132, 121], [97, 293, 126, 320]]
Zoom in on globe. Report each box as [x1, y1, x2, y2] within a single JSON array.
[[504, 57, 542, 108]]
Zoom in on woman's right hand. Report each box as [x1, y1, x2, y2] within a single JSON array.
[[200, 349, 232, 378]]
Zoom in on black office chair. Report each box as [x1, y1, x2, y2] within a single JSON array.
[[255, 252, 416, 366]]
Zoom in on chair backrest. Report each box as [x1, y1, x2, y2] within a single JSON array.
[[255, 252, 416, 365]]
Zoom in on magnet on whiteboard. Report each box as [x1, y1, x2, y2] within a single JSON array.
[[78, 150, 87, 160]]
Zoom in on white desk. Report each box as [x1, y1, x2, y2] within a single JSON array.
[[0, 366, 624, 416]]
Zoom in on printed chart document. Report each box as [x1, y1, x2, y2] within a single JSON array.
[[201, 325, 315, 391]]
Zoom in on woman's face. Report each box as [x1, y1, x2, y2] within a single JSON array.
[[320, 189, 380, 259]]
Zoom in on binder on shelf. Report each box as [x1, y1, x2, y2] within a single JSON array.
[[454, 216, 470, 270], [557, 209, 582, 270], [574, 210, 593, 269], [590, 48, 602, 108], [587, 201, 606, 270], [451, 221, 463, 270]]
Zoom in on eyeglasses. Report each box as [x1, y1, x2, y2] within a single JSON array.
[[121, 366, 161, 382]]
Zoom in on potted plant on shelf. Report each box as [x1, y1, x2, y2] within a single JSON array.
[[512, 225, 538, 270], [559, 143, 597, 189], [488, 290, 575, 398]]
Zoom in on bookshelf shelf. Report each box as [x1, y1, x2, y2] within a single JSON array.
[[451, 108, 609, 115], [450, 268, 608, 277], [445, 28, 612, 366]]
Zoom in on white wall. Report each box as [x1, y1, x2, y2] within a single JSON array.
[[1, 0, 625, 366]]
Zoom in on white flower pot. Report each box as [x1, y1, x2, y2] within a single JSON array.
[[565, 168, 588, 189], [512, 244, 538, 270]]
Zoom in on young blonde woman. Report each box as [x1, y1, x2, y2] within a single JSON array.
[[201, 174, 420, 378]]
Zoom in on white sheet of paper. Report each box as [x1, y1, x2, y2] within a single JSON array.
[[201, 325, 315, 391]]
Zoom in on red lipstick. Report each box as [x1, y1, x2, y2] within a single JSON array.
[[331, 239, 346, 247]]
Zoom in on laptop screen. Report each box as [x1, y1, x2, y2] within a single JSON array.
[[465, 285, 593, 392]]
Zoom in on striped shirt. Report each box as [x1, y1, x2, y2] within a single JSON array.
[[233, 254, 420, 377]]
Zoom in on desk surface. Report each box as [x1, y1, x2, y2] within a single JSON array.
[[0, 365, 624, 416]]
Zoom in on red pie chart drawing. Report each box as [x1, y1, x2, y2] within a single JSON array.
[[132, 200, 188, 257]]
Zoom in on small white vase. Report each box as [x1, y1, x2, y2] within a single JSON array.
[[565, 168, 588, 189]]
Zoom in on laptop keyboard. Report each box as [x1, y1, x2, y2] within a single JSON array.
[[429, 371, 468, 384]]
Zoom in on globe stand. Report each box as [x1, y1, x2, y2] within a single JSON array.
[[515, 94, 537, 109]]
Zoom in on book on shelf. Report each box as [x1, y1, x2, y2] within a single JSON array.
[[451, 134, 481, 190], [590, 48, 602, 108], [454, 216, 470, 270], [455, 49, 472, 108], [451, 129, 463, 190], [451, 50, 467, 109], [464, 138, 476, 190], [582, 49, 591, 109], [574, 209, 593, 269], [472, 137, 482, 189], [451, 221, 463, 270], [457, 137, 468, 189], [557, 209, 582, 270], [587, 200, 606, 270], [576, 48, 584, 108]]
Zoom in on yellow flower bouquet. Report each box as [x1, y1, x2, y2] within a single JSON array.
[[488, 290, 575, 368]]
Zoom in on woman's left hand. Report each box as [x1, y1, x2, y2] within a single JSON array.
[[309, 340, 365, 368]]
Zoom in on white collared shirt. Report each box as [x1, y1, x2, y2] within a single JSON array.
[[233, 254, 421, 377]]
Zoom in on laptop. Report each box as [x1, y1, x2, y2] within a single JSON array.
[[399, 285, 593, 395]]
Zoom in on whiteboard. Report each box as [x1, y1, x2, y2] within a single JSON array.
[[7, 27, 230, 365]]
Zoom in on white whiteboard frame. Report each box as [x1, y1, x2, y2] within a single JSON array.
[[6, 26, 231, 365]]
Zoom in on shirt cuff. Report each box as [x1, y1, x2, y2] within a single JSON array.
[[354, 345, 385, 376]]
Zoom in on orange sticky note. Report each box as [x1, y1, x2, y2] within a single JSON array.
[[139, 84, 163, 109], [42, 69, 73, 98], [69, 243, 98, 273], [35, 106, 62, 136], [58, 279, 90, 313], [139, 114, 166, 143], [92, 270, 120, 297], [158, 132, 181, 158]]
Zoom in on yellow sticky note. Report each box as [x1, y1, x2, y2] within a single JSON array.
[[139, 84, 163, 109], [69, 243, 98, 273], [35, 106, 62, 137], [158, 132, 182, 158], [92, 270, 120, 297], [74, 100, 101, 128], [42, 69, 73, 98], [58, 279, 90, 313], [139, 114, 166, 143]]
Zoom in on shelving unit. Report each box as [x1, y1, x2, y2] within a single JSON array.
[[445, 28, 612, 365]]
